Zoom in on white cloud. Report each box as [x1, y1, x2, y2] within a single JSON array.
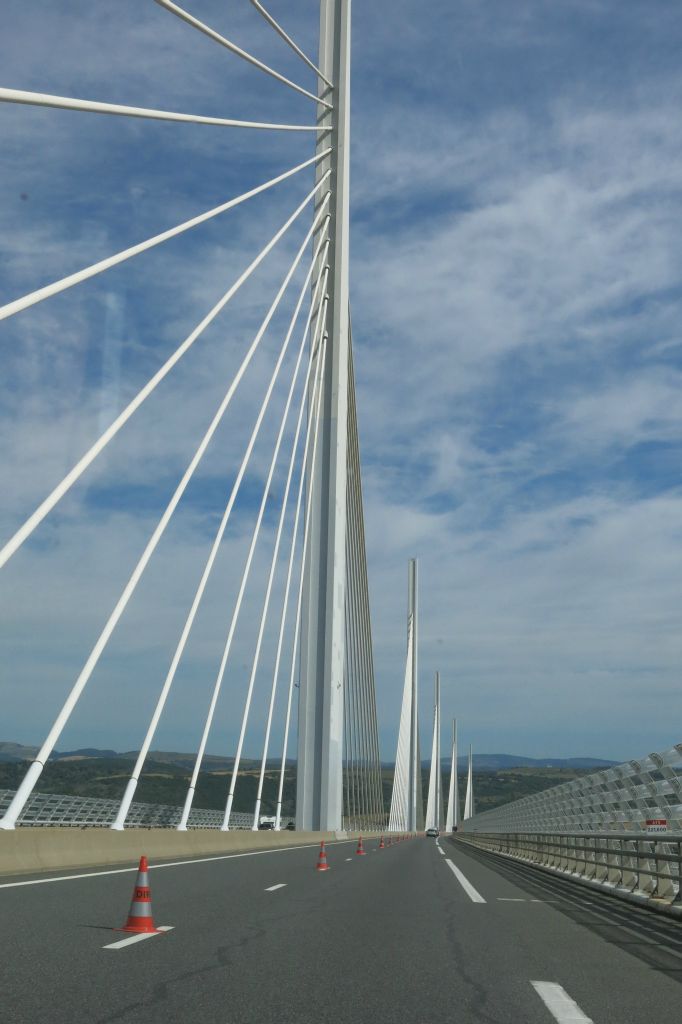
[[2, 1, 682, 773]]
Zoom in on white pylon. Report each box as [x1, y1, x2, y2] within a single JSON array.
[[388, 559, 422, 832], [464, 743, 474, 820], [296, 0, 352, 832], [425, 672, 443, 831], [445, 718, 459, 832], [388, 614, 414, 832]]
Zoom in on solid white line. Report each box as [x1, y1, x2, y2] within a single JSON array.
[[103, 925, 174, 950], [531, 982, 594, 1023], [497, 897, 526, 902], [0, 841, 357, 890], [265, 883, 286, 892], [444, 859, 487, 903]]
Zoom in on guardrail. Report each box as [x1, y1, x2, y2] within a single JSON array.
[[460, 742, 682, 833], [456, 830, 682, 914], [0, 789, 293, 830]]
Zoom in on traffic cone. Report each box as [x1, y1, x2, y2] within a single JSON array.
[[118, 856, 160, 933], [316, 840, 330, 872], [356, 835, 366, 856], [379, 835, 385, 849]]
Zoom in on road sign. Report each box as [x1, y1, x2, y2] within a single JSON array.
[[646, 818, 667, 834]]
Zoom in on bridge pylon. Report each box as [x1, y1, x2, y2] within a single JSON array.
[[296, 0, 352, 831]]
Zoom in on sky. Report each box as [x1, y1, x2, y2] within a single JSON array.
[[2, 0, 682, 770]]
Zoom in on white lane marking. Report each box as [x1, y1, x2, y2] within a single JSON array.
[[103, 925, 174, 950], [497, 897, 526, 901], [0, 841, 358, 890], [444, 859, 486, 903], [265, 883, 286, 892], [437, 847, 445, 856], [345, 857, 352, 861], [531, 982, 594, 1023]]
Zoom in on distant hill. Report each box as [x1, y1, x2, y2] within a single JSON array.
[[447, 754, 618, 771], [1, 742, 617, 772], [0, 742, 291, 771]]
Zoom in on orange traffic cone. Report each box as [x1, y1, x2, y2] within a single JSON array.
[[379, 836, 385, 849], [316, 841, 330, 871], [356, 835, 366, 856], [119, 856, 160, 933]]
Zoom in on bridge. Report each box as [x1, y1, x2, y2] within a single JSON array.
[[2, 2, 682, 1023]]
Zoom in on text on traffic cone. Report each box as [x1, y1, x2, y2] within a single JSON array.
[[119, 855, 160, 933]]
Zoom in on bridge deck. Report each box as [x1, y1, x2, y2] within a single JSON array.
[[3, 835, 681, 1023]]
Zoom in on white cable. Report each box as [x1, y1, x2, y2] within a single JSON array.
[[175, 253, 330, 831], [0, 151, 327, 323], [271, 303, 328, 830], [0, 165, 331, 573], [251, 267, 332, 829], [0, 87, 326, 131], [274, 331, 329, 830], [347, 362, 384, 827], [110, 211, 330, 830], [248, 1, 333, 88], [154, 0, 332, 109], [0, 179, 330, 831], [221, 299, 329, 831]]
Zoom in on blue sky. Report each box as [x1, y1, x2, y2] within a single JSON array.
[[2, 0, 682, 768]]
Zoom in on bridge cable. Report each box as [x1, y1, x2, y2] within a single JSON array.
[[154, 0, 332, 109], [0, 88, 325, 132], [250, 269, 333, 830], [176, 256, 330, 831], [349, 345, 385, 828], [0, 161, 330, 572], [0, 178, 330, 831], [110, 213, 331, 830], [226, 314, 329, 830], [0, 152, 327, 326], [233, 277, 332, 831], [248, 1, 333, 87], [273, 331, 329, 830]]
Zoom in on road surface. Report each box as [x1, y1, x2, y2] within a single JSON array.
[[2, 833, 681, 1023]]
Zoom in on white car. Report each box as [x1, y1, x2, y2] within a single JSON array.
[[425, 827, 439, 837]]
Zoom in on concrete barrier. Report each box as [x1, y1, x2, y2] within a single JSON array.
[[0, 828, 382, 877]]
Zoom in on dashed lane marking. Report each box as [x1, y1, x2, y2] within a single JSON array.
[[444, 859, 486, 903], [531, 982, 594, 1023], [265, 884, 287, 892], [103, 926, 174, 950]]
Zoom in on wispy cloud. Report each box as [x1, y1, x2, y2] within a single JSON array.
[[2, 1, 682, 767]]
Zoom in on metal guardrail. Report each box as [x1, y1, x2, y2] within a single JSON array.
[[456, 830, 682, 908], [460, 742, 682, 833], [0, 789, 293, 830]]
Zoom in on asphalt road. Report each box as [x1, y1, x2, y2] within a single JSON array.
[[2, 833, 682, 1023]]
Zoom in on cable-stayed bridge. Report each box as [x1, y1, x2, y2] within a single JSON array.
[[1, 0, 382, 837], [2, 4, 682, 1023]]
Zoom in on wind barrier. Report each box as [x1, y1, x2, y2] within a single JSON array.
[[460, 743, 682, 834], [0, 788, 293, 830]]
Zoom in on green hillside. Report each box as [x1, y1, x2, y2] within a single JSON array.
[[1, 759, 594, 819], [0, 759, 296, 817]]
